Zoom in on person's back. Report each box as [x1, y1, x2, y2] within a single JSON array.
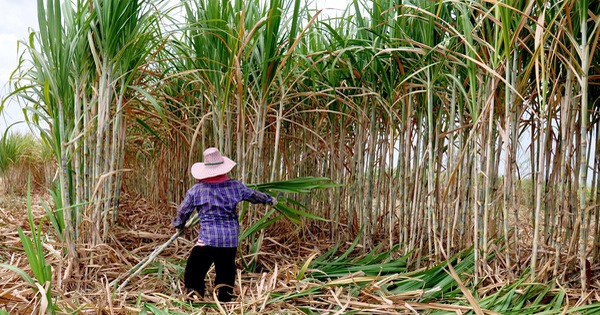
[[173, 148, 274, 302]]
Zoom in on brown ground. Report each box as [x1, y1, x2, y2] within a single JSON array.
[[0, 181, 333, 314], [1, 179, 600, 314]]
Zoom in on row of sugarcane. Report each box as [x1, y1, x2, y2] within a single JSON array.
[[4, 0, 599, 290]]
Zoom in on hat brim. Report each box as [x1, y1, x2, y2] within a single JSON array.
[[191, 157, 236, 180]]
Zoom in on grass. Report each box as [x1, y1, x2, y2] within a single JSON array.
[[2, 0, 598, 295], [1, 186, 598, 314], [1, 0, 599, 312], [0, 131, 54, 195], [1, 140, 597, 313]]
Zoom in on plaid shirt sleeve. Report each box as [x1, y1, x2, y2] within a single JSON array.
[[173, 180, 274, 247], [173, 188, 195, 228], [240, 184, 273, 204]]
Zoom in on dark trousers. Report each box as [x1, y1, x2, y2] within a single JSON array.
[[184, 245, 237, 302]]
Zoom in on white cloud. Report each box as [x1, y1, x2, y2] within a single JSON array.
[[0, 0, 38, 133], [0, 0, 38, 33], [0, 0, 38, 39], [309, 0, 353, 17]]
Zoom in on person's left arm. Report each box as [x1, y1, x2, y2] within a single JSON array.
[[240, 184, 274, 205]]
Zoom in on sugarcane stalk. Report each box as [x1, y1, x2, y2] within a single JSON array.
[[113, 212, 199, 291], [510, 52, 520, 269], [531, 10, 550, 278], [482, 79, 495, 267], [577, 0, 590, 290], [108, 81, 125, 227], [472, 141, 480, 284], [447, 67, 457, 254], [426, 68, 435, 259], [502, 53, 512, 273]]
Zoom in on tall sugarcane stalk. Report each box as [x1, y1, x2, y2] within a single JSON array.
[[530, 7, 546, 277], [5, 0, 599, 289], [576, 0, 590, 290], [502, 53, 513, 273], [426, 68, 435, 260]]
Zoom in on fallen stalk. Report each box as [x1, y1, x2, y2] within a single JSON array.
[[111, 212, 199, 291], [111, 177, 333, 292], [111, 203, 297, 291]]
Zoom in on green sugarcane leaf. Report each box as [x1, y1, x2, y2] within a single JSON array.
[[275, 203, 328, 223], [42, 199, 63, 241], [248, 177, 337, 225], [130, 86, 168, 127], [253, 177, 340, 193], [134, 117, 164, 145], [272, 204, 301, 224], [142, 303, 171, 315], [17, 227, 42, 280], [297, 252, 318, 280], [239, 209, 282, 241], [0, 263, 36, 286]]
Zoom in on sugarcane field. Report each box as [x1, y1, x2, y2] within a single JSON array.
[[1, 0, 600, 314]]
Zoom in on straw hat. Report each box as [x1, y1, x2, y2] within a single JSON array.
[[191, 147, 237, 180]]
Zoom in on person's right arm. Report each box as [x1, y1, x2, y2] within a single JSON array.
[[173, 189, 195, 229]]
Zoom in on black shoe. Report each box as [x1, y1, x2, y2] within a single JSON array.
[[217, 294, 237, 303]]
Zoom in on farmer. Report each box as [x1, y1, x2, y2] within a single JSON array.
[[173, 147, 275, 302]]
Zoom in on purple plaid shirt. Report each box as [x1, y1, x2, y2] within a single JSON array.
[[173, 179, 273, 247]]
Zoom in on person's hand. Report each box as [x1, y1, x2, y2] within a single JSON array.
[[270, 192, 284, 207]]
